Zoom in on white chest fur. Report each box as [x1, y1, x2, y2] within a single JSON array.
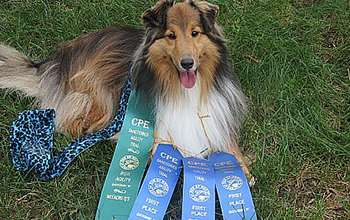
[[155, 79, 241, 158]]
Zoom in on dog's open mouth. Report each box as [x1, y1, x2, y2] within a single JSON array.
[[179, 70, 197, 89], [172, 60, 198, 89]]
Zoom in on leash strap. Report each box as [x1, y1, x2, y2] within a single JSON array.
[[10, 74, 132, 181]]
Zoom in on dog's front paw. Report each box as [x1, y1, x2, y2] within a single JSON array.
[[248, 176, 256, 187]]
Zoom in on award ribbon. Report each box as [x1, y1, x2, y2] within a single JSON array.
[[128, 144, 183, 220], [210, 152, 257, 220], [95, 91, 155, 220], [182, 157, 215, 220]]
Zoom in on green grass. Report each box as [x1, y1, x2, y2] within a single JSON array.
[[0, 0, 349, 219]]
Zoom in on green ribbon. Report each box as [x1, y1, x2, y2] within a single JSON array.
[[95, 91, 155, 220]]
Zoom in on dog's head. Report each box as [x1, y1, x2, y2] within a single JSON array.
[[141, 0, 222, 94]]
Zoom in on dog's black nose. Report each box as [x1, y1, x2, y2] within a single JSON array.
[[180, 58, 194, 71]]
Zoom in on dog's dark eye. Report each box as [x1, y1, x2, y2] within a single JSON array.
[[191, 30, 199, 37], [168, 32, 176, 40]]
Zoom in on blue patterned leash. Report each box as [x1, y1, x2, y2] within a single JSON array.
[[10, 73, 132, 181]]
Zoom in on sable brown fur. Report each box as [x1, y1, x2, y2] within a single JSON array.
[[0, 0, 251, 178], [0, 26, 143, 137], [145, 2, 220, 101], [39, 26, 144, 137]]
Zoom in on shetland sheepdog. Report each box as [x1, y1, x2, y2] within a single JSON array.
[[0, 0, 250, 176]]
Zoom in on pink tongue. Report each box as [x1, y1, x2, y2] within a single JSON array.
[[180, 71, 196, 89]]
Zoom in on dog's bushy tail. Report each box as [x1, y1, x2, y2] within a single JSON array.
[[0, 44, 40, 96]]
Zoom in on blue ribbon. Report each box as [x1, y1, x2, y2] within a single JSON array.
[[210, 152, 257, 220], [10, 74, 132, 181], [182, 157, 215, 220], [128, 144, 183, 220]]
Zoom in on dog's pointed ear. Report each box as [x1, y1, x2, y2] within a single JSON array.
[[142, 0, 175, 28], [188, 0, 219, 33]]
